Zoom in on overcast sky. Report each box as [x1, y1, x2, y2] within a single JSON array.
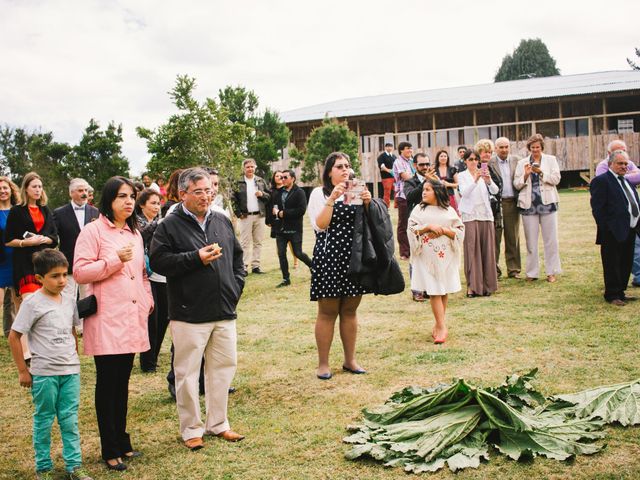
[[1, 0, 638, 174]]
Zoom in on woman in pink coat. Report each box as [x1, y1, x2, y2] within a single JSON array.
[[73, 176, 153, 472]]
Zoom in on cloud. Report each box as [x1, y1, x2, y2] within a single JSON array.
[[1, 0, 638, 175]]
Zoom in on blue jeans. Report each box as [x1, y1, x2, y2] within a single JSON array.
[[31, 374, 82, 473], [633, 234, 640, 284]]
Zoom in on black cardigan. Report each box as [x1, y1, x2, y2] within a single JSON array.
[[4, 204, 59, 291]]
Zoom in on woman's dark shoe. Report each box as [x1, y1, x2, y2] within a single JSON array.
[[342, 365, 367, 374], [123, 451, 143, 460], [316, 372, 332, 380], [105, 459, 127, 471]]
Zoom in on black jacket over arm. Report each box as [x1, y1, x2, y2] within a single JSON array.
[[275, 184, 307, 234], [53, 203, 99, 272], [348, 199, 405, 295], [149, 206, 245, 323], [4, 204, 58, 290]]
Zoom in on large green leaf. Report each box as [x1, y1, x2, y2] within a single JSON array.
[[554, 379, 640, 426], [345, 371, 618, 474], [363, 379, 470, 424], [496, 419, 605, 461]]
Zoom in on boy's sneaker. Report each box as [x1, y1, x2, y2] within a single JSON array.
[[36, 471, 53, 480], [68, 467, 93, 480]]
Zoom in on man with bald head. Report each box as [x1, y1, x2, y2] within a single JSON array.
[[595, 140, 640, 183], [489, 137, 521, 278], [590, 150, 640, 305], [594, 139, 640, 288]]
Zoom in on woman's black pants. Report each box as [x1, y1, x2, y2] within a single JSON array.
[[94, 353, 134, 460]]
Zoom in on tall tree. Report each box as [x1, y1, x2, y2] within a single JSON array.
[[137, 75, 251, 200], [288, 117, 359, 184], [627, 47, 640, 70], [494, 38, 560, 82], [64, 119, 129, 203], [218, 86, 290, 177]]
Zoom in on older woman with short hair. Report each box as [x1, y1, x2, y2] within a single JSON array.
[[514, 134, 562, 283]]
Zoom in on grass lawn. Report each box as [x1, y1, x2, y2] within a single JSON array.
[[1, 190, 639, 479]]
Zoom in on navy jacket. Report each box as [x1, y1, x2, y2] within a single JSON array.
[[149, 205, 244, 323], [590, 170, 640, 244]]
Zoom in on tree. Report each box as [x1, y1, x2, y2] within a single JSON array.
[[288, 117, 359, 184], [247, 108, 290, 175], [218, 86, 259, 124], [494, 38, 560, 82], [627, 47, 640, 70], [0, 126, 71, 207], [137, 75, 251, 201], [64, 119, 130, 203], [218, 86, 290, 177]]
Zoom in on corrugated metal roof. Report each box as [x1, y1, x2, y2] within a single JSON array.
[[281, 71, 640, 124]]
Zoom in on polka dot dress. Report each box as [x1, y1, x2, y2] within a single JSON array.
[[310, 201, 371, 301]]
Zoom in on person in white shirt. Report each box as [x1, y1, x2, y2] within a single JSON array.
[[232, 159, 271, 274], [458, 147, 499, 297]]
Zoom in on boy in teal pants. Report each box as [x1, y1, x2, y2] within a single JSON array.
[[9, 249, 92, 480]]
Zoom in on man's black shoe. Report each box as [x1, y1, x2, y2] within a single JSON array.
[[168, 383, 176, 401], [276, 279, 291, 288], [252, 268, 265, 274]]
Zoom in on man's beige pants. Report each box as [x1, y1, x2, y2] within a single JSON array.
[[238, 214, 265, 270], [170, 319, 237, 441]]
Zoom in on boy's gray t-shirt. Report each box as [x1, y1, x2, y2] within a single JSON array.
[[11, 290, 81, 376]]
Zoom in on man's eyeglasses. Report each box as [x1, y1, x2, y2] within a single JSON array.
[[186, 189, 213, 197], [417, 163, 430, 167], [281, 175, 290, 180], [334, 163, 351, 170]]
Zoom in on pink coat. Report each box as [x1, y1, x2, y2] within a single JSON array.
[[73, 215, 153, 356]]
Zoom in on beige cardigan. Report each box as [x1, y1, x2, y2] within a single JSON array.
[[513, 154, 561, 210]]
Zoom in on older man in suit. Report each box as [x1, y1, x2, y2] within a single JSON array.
[[590, 150, 640, 306], [490, 137, 521, 278], [53, 178, 99, 303]]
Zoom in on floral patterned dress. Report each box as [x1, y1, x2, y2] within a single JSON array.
[[408, 205, 464, 295]]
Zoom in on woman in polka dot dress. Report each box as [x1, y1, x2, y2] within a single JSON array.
[[307, 152, 372, 380]]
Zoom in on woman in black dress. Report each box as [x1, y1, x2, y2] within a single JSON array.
[[4, 172, 58, 302], [265, 170, 284, 238], [307, 152, 372, 380], [434, 150, 459, 214]]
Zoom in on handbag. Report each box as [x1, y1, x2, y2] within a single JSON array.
[[77, 294, 97, 318]]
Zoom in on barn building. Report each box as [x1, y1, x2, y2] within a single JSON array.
[[280, 70, 640, 187]]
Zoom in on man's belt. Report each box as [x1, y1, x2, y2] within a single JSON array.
[[246, 211, 260, 215]]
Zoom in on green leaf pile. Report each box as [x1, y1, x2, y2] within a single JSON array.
[[344, 369, 640, 474]]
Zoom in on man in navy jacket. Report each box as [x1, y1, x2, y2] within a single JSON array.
[[590, 150, 640, 305]]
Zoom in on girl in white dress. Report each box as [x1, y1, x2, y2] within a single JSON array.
[[408, 179, 464, 344]]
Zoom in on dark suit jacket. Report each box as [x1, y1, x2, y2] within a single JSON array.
[[274, 184, 307, 234], [590, 171, 640, 244], [53, 203, 100, 272]]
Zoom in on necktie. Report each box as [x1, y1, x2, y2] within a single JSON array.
[[618, 176, 639, 217]]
